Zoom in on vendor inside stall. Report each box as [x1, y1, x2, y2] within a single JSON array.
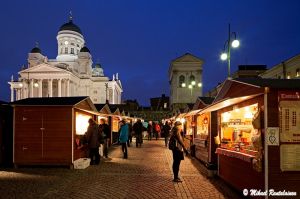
[[220, 103, 261, 156]]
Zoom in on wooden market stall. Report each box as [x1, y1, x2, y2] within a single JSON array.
[[11, 97, 100, 168], [187, 97, 217, 169], [201, 78, 300, 194]]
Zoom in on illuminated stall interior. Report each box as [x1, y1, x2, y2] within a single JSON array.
[[220, 103, 259, 155], [196, 113, 209, 139]]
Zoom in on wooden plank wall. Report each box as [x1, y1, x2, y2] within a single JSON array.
[[14, 106, 72, 165], [219, 154, 264, 191]]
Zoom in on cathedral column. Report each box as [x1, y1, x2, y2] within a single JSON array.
[[58, 79, 62, 97], [66, 79, 70, 97], [38, 79, 42, 97], [16, 89, 20, 100], [22, 81, 27, 99], [48, 79, 53, 97], [30, 79, 34, 97], [10, 86, 14, 102]]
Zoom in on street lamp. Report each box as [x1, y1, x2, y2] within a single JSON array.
[[220, 23, 240, 78]]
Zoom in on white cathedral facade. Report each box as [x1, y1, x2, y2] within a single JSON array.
[[8, 16, 123, 104]]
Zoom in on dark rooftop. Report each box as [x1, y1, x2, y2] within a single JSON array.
[[198, 97, 215, 105], [10, 97, 88, 106], [59, 20, 82, 34], [238, 65, 267, 70]]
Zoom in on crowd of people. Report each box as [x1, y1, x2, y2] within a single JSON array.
[[83, 118, 188, 183]]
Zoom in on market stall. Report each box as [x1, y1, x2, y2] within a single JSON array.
[[201, 78, 300, 194], [194, 111, 218, 169], [11, 97, 100, 168]]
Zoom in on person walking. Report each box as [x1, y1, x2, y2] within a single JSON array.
[[85, 118, 101, 165], [127, 122, 133, 147], [99, 118, 111, 158], [154, 123, 160, 140], [163, 121, 171, 147], [119, 120, 129, 159], [170, 121, 188, 182], [133, 119, 143, 147], [147, 121, 153, 141]]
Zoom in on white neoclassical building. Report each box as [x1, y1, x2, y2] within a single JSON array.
[[169, 53, 203, 108], [8, 16, 122, 104]]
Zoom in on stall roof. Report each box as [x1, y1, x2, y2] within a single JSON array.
[[176, 113, 186, 118], [10, 97, 89, 106], [233, 78, 300, 89], [185, 109, 201, 117], [94, 103, 111, 114], [199, 94, 262, 114]]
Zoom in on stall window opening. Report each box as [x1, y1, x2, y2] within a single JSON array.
[[76, 113, 90, 135], [220, 103, 258, 153]]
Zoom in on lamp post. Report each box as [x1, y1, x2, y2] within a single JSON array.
[[181, 81, 202, 102], [220, 23, 240, 78]]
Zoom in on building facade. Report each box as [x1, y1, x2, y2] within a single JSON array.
[[259, 53, 300, 79], [169, 53, 203, 109], [8, 16, 122, 104]]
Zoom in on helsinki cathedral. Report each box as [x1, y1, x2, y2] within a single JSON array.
[[8, 15, 123, 104]]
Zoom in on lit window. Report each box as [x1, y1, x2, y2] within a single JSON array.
[[296, 69, 300, 77], [287, 72, 291, 79], [164, 103, 167, 108]]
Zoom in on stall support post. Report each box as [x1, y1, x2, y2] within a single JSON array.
[[264, 87, 269, 199]]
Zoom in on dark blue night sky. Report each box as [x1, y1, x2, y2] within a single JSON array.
[[1, 1, 300, 105]]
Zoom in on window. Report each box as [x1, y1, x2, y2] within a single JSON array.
[[164, 103, 167, 109], [285, 109, 289, 131], [287, 72, 291, 79], [60, 48, 63, 54], [71, 43, 75, 46], [190, 75, 195, 85], [179, 75, 185, 87], [77, 44, 80, 47], [71, 48, 74, 54], [93, 90, 97, 94], [296, 69, 300, 77], [292, 111, 296, 126], [65, 47, 68, 54], [190, 75, 195, 82]]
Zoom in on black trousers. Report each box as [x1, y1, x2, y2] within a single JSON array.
[[172, 149, 183, 179], [136, 133, 142, 147], [89, 147, 100, 165], [121, 143, 128, 158]]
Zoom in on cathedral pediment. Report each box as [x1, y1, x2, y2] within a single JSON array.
[[172, 53, 203, 63], [20, 63, 68, 74]]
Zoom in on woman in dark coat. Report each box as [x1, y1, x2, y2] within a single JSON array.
[[170, 121, 188, 182]]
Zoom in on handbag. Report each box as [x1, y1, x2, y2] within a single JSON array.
[[99, 144, 103, 156], [176, 148, 184, 160]]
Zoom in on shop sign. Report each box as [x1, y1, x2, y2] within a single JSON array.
[[279, 91, 300, 101], [267, 127, 279, 146]]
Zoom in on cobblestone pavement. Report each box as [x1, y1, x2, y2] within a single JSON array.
[[0, 139, 242, 199]]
